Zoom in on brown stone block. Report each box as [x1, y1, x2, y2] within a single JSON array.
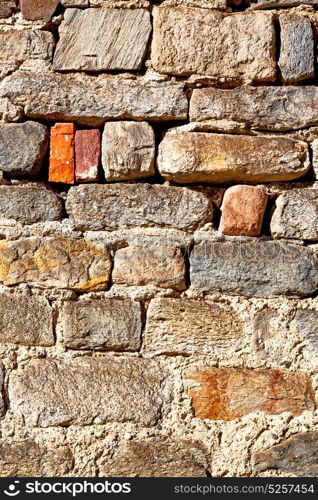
[[21, 0, 59, 21], [75, 129, 100, 182]]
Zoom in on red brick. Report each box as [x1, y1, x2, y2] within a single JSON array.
[[75, 129, 100, 182], [219, 185, 268, 236], [21, 0, 59, 21], [49, 123, 75, 185]]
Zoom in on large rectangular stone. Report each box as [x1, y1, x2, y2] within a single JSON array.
[[187, 367, 315, 420], [54, 8, 151, 71], [0, 237, 112, 292], [158, 132, 309, 183], [0, 292, 54, 346], [190, 86, 318, 131], [0, 71, 188, 126], [152, 7, 276, 82], [60, 299, 142, 351], [66, 184, 212, 231], [251, 0, 318, 8], [144, 298, 243, 355], [9, 357, 169, 426], [190, 241, 318, 297]]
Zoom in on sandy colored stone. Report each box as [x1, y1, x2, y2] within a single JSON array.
[[219, 186, 268, 236], [190, 241, 318, 298], [152, 7, 276, 81], [0, 439, 73, 477], [0, 122, 48, 177], [113, 245, 186, 290], [271, 189, 318, 241], [98, 437, 208, 477], [21, 0, 59, 20], [0, 185, 63, 225], [0, 362, 4, 418], [158, 132, 309, 184], [0, 1, 15, 18], [0, 98, 22, 123], [0, 292, 53, 346], [66, 184, 212, 231], [0, 237, 112, 292], [144, 298, 243, 355], [60, 299, 142, 351], [251, 0, 318, 8], [252, 432, 318, 477], [75, 129, 100, 182], [9, 357, 169, 426], [0, 71, 187, 126], [54, 8, 151, 71], [312, 138, 318, 179], [279, 14, 314, 83], [49, 123, 75, 184], [0, 30, 54, 80], [62, 0, 88, 5], [190, 86, 318, 131], [187, 367, 315, 420], [102, 121, 155, 181]]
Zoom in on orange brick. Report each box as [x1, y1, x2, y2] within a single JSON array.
[[49, 123, 75, 184]]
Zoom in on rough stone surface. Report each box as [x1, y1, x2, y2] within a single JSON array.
[[144, 298, 243, 355], [252, 432, 318, 477], [66, 184, 212, 231], [75, 129, 100, 182], [0, 237, 112, 291], [9, 357, 169, 426], [102, 121, 155, 181], [0, 71, 188, 126], [0, 185, 63, 225], [21, 0, 59, 21], [152, 8, 276, 81], [54, 8, 151, 71], [0, 292, 54, 346], [219, 186, 268, 236], [0, 122, 48, 177], [279, 14, 314, 83], [113, 245, 186, 290], [49, 123, 75, 185], [271, 189, 318, 241], [190, 241, 318, 297], [0, 1, 15, 18], [190, 86, 318, 131], [187, 367, 316, 420], [60, 299, 142, 351], [290, 309, 318, 353], [158, 132, 309, 184], [0, 30, 54, 80], [98, 437, 208, 477], [0, 440, 73, 477], [251, 0, 318, 8], [311, 138, 318, 179], [0, 362, 4, 418]]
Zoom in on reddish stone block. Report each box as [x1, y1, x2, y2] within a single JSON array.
[[219, 185, 268, 236], [21, 0, 59, 21], [75, 129, 100, 182], [49, 123, 75, 185]]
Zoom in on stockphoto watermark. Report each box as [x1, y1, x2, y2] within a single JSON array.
[[2, 480, 132, 497]]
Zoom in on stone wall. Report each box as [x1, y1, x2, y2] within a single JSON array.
[[0, 0, 317, 478]]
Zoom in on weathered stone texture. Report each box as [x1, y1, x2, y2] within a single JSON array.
[[311, 138, 318, 179], [0, 71, 187, 126], [9, 357, 169, 426], [0, 292, 54, 346], [75, 129, 100, 182], [252, 433, 318, 477], [219, 186, 268, 236], [113, 245, 186, 290], [290, 309, 318, 353], [158, 132, 309, 183], [152, 8, 276, 81], [190, 241, 318, 297], [251, 0, 318, 8], [190, 86, 318, 131], [0, 362, 5, 418], [271, 189, 318, 241], [0, 122, 48, 176], [66, 184, 212, 231], [279, 14, 314, 83], [0, 185, 63, 225], [60, 299, 142, 351], [0, 1, 15, 18], [0, 237, 112, 291], [21, 0, 59, 21], [144, 298, 243, 355], [98, 437, 208, 477], [187, 368, 315, 420], [54, 8, 151, 71], [0, 439, 73, 477], [49, 123, 75, 185], [102, 121, 155, 181]]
